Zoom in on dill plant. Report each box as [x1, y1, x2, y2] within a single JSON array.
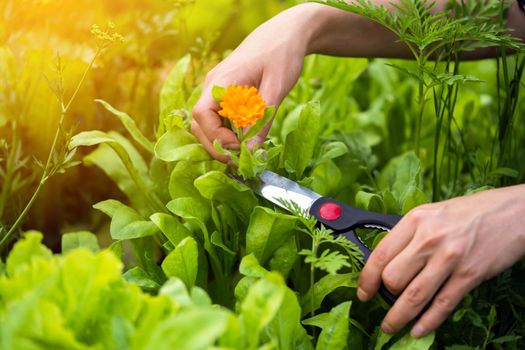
[[312, 0, 524, 200]]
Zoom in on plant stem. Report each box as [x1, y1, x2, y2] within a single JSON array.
[[414, 59, 426, 157]]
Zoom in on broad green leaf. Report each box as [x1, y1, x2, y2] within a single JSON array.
[[356, 191, 384, 213], [71, 131, 154, 213], [239, 254, 270, 279], [300, 273, 358, 316], [195, 170, 257, 222], [379, 151, 423, 208], [246, 207, 297, 266], [268, 237, 298, 278], [388, 332, 435, 350], [267, 288, 312, 350], [282, 101, 322, 178], [139, 308, 230, 350], [166, 197, 210, 226], [155, 127, 210, 162], [159, 278, 193, 307], [310, 160, 342, 196], [123, 266, 161, 292], [401, 186, 428, 214], [104, 204, 159, 240], [240, 272, 286, 349], [161, 237, 199, 289], [159, 54, 191, 122], [61, 231, 100, 253], [150, 213, 192, 247], [83, 143, 150, 213], [168, 160, 226, 201], [316, 141, 349, 164], [312, 301, 352, 350], [190, 286, 212, 307], [96, 99, 154, 153]]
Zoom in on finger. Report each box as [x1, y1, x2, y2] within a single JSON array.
[[380, 239, 428, 295], [410, 272, 480, 338], [192, 87, 239, 149], [381, 254, 455, 334], [191, 121, 231, 163], [358, 213, 419, 301]]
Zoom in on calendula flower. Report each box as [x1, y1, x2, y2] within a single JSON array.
[[218, 85, 266, 129]]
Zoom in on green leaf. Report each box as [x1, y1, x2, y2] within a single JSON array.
[[356, 191, 384, 213], [96, 99, 154, 153], [211, 231, 236, 256], [166, 197, 210, 227], [401, 186, 428, 214], [308, 301, 352, 350], [159, 54, 191, 123], [212, 85, 226, 103], [240, 272, 286, 349], [61, 231, 100, 253], [159, 277, 193, 307], [123, 266, 161, 292], [155, 127, 210, 162], [300, 273, 358, 316], [374, 329, 394, 350], [267, 288, 312, 350], [194, 170, 257, 222], [246, 207, 297, 266], [169, 159, 225, 201], [140, 308, 230, 350], [242, 105, 275, 141], [310, 160, 342, 196], [6, 231, 52, 276], [268, 238, 298, 279], [388, 332, 435, 350], [239, 254, 269, 279], [282, 101, 322, 178], [161, 237, 199, 289], [150, 213, 192, 247]]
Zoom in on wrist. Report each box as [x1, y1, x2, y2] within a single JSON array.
[[281, 3, 330, 55]]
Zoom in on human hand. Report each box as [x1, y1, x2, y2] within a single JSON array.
[[191, 4, 321, 162], [357, 185, 525, 337]]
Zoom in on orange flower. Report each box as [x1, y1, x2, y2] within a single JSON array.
[[218, 85, 266, 129]]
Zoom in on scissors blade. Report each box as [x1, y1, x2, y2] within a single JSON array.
[[230, 170, 321, 213]]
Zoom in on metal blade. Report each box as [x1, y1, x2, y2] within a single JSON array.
[[230, 170, 321, 213]]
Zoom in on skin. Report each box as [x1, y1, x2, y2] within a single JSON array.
[[191, 0, 525, 338]]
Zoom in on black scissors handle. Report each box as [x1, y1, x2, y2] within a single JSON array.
[[309, 197, 401, 305]]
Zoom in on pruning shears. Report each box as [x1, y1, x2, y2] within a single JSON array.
[[231, 170, 401, 305]]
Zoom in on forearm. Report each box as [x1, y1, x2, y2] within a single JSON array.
[[295, 1, 525, 59]]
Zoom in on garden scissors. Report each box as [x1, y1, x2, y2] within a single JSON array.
[[231, 170, 401, 305]]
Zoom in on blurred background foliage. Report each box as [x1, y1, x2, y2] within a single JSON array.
[[0, 0, 291, 248]]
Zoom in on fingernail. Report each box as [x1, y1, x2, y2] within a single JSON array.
[[381, 321, 394, 334], [411, 324, 426, 338], [357, 288, 369, 301]]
